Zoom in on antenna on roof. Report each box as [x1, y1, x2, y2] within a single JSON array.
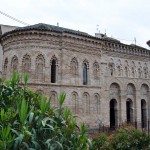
[[134, 37, 136, 45], [96, 24, 99, 33], [105, 29, 107, 36], [57, 22, 59, 27]]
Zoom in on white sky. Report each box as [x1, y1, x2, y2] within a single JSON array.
[[0, 0, 150, 48]]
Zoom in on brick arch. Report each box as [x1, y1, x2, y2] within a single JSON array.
[[93, 61, 99, 68], [82, 92, 90, 114], [36, 54, 45, 66], [22, 54, 31, 72], [106, 78, 123, 91], [3, 57, 8, 73], [124, 80, 137, 91], [110, 58, 114, 63], [11, 55, 18, 65], [117, 59, 121, 65], [127, 83, 136, 95], [124, 60, 129, 67], [94, 93, 101, 114], [83, 59, 89, 69], [71, 91, 79, 114], [4, 57, 8, 65], [140, 82, 150, 90], [140, 83, 149, 94], [71, 57, 78, 65], [36, 54, 45, 81], [36, 89, 44, 95], [11, 55, 18, 71], [109, 83, 121, 98], [93, 61, 99, 78], [50, 91, 58, 107], [71, 57, 78, 72], [50, 55, 58, 66], [22, 53, 31, 64]]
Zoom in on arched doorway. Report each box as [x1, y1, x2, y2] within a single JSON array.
[[141, 99, 147, 128], [126, 99, 133, 123], [110, 99, 117, 129]]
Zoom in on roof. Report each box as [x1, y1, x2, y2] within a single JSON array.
[[103, 36, 120, 43], [2, 23, 91, 37]]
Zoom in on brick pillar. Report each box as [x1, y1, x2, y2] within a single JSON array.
[[103, 91, 110, 126], [120, 90, 127, 124], [136, 90, 141, 129], [147, 91, 150, 119]]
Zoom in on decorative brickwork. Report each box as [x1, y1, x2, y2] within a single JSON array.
[[1, 23, 150, 129]]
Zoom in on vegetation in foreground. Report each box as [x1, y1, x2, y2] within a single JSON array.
[[1, 72, 150, 150], [92, 125, 150, 150], [0, 72, 91, 150]]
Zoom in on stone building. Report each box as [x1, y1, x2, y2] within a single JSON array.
[[1, 23, 150, 129], [0, 25, 17, 73]]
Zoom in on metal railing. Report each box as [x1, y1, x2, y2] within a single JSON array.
[[88, 120, 150, 135]]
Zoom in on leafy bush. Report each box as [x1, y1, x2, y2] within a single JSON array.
[[0, 72, 92, 150], [92, 133, 107, 150], [108, 126, 150, 150], [92, 126, 150, 150]]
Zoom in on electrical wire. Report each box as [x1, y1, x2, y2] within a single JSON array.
[[0, 10, 29, 26]]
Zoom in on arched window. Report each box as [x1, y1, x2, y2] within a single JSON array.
[[83, 63, 88, 85], [124, 60, 129, 77], [125, 66, 128, 77], [72, 92, 79, 114], [22, 54, 31, 74], [108, 63, 115, 76], [93, 62, 99, 79], [50, 91, 58, 107], [4, 58, 8, 75], [83, 93, 90, 114], [51, 59, 56, 83], [143, 67, 148, 78], [117, 60, 122, 76], [94, 94, 100, 114], [36, 90, 44, 95], [11, 55, 18, 72], [71, 58, 78, 76], [36, 54, 44, 81], [131, 67, 135, 77], [138, 68, 142, 78], [131, 61, 135, 77]]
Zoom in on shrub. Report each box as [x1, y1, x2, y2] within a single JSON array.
[[92, 133, 107, 150], [108, 126, 150, 150], [92, 126, 150, 150], [0, 72, 92, 150]]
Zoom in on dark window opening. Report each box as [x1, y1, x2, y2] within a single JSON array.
[[51, 60, 56, 83], [126, 101, 131, 123], [83, 63, 88, 85], [141, 99, 147, 128], [110, 99, 117, 129]]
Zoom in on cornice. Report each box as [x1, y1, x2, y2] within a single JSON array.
[[22, 82, 101, 89], [1, 30, 150, 59]]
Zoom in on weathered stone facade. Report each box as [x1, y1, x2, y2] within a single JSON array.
[[1, 23, 150, 129], [0, 25, 17, 73]]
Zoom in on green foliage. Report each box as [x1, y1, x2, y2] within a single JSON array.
[[92, 133, 107, 150], [108, 126, 150, 150], [0, 72, 91, 150], [92, 126, 150, 150]]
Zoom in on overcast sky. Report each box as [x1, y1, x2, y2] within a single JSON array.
[[0, 0, 150, 48]]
